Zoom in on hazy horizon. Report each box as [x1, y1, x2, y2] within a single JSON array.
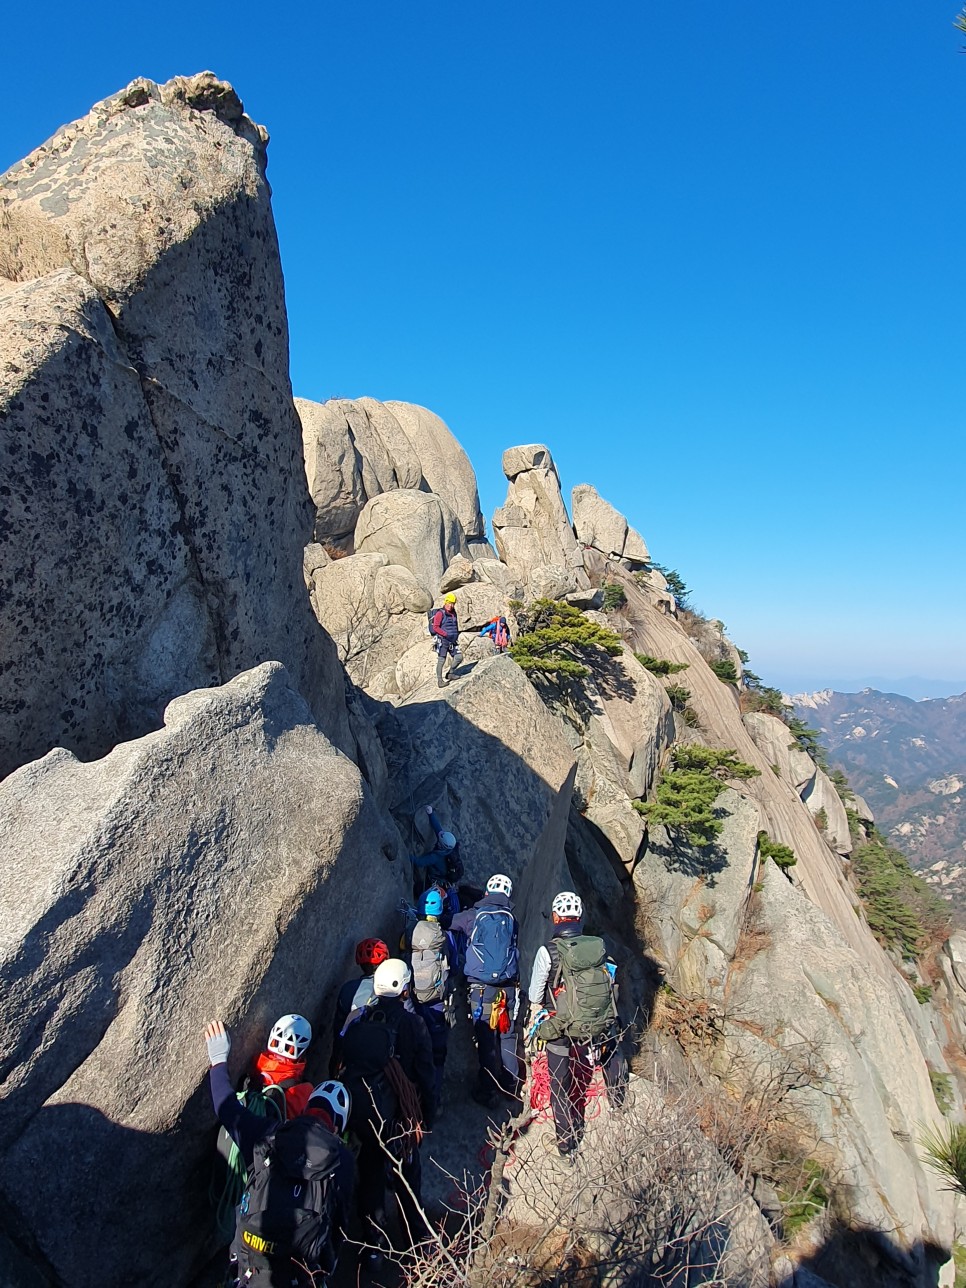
[[771, 674, 966, 702]]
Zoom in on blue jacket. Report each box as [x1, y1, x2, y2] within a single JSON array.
[[452, 892, 519, 985], [411, 808, 459, 876]]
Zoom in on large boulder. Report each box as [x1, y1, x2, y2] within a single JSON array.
[[0, 663, 405, 1286], [492, 443, 589, 592], [570, 651, 673, 873], [571, 483, 650, 567], [383, 401, 486, 541], [306, 552, 430, 690], [354, 489, 469, 594], [297, 396, 423, 546], [633, 789, 763, 993], [0, 74, 347, 777]]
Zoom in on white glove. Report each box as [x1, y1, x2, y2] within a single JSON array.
[[204, 1021, 231, 1066], [425, 804, 434, 816]]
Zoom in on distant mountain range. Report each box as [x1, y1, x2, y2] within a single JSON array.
[[792, 688, 966, 907], [776, 676, 966, 702]]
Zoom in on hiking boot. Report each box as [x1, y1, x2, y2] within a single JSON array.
[[437, 677, 449, 688]]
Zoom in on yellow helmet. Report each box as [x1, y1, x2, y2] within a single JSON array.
[[444, 593, 457, 604]]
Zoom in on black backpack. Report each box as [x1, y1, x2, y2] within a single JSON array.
[[444, 841, 465, 884], [235, 1117, 341, 1280], [339, 1006, 402, 1123]]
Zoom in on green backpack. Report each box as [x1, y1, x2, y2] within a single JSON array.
[[545, 935, 617, 1043]]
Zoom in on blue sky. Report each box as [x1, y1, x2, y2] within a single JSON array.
[[4, 2, 965, 696]]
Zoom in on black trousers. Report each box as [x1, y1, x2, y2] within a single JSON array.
[[545, 1035, 627, 1155], [352, 1116, 427, 1247]]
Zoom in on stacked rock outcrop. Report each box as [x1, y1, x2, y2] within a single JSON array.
[[492, 443, 590, 596]]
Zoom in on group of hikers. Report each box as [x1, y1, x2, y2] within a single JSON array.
[[203, 603, 627, 1287]]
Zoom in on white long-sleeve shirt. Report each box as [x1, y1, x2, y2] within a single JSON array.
[[528, 944, 553, 1006]]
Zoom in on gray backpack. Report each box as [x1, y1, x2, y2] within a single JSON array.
[[411, 919, 448, 1003]]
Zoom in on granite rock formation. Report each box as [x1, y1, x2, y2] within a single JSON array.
[[0, 73, 346, 778]]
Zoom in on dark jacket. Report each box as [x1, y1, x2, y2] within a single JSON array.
[[431, 606, 459, 642], [208, 1061, 355, 1219], [330, 974, 375, 1074], [340, 995, 437, 1127]]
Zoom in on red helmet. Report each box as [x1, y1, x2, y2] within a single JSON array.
[[355, 938, 390, 968]]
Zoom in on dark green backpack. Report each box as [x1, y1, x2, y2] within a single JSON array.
[[545, 935, 617, 1043]]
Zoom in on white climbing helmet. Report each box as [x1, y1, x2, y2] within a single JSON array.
[[438, 830, 457, 850], [309, 1080, 351, 1134], [373, 958, 412, 998], [487, 873, 513, 898], [552, 891, 583, 919], [267, 1013, 312, 1060]]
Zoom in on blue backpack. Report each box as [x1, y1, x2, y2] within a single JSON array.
[[466, 907, 519, 984]]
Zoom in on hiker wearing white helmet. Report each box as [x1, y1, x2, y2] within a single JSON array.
[[248, 1013, 315, 1117], [202, 1021, 355, 1286], [452, 874, 521, 1107], [207, 1012, 318, 1249], [334, 958, 436, 1258], [527, 891, 627, 1159], [410, 804, 464, 903]]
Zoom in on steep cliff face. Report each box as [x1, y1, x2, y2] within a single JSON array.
[[2, 79, 964, 1288], [0, 74, 348, 778]]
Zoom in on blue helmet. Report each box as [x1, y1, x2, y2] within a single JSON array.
[[419, 888, 444, 917]]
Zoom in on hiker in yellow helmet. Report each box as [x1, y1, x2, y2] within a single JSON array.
[[429, 593, 462, 688]]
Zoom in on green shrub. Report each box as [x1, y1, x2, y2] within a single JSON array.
[[635, 746, 760, 846], [778, 1159, 830, 1239], [828, 767, 852, 801], [953, 1242, 966, 1288], [786, 716, 828, 767], [665, 683, 692, 711], [931, 1070, 955, 1115], [922, 1122, 966, 1195], [771, 763, 781, 776], [634, 653, 689, 676], [509, 599, 623, 680], [814, 806, 828, 833], [758, 830, 797, 873], [709, 658, 739, 686], [601, 582, 627, 611], [649, 564, 690, 607], [739, 668, 788, 716], [851, 831, 951, 961], [912, 982, 933, 1005], [844, 806, 863, 841]]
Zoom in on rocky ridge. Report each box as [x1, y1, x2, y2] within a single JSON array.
[[1, 77, 964, 1288]]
